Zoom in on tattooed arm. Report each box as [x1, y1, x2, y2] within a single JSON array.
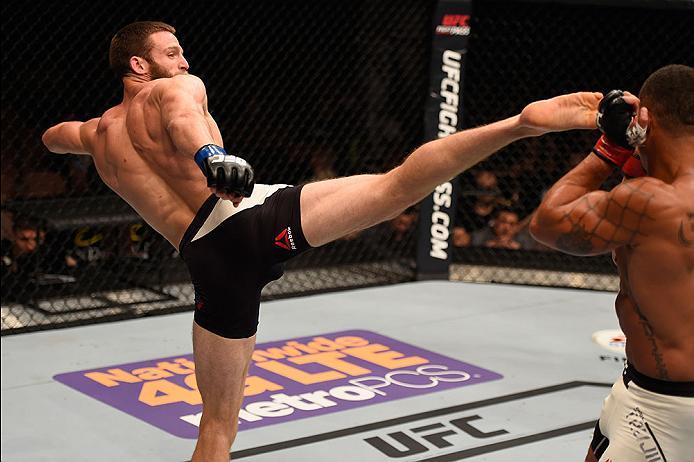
[[530, 154, 658, 255]]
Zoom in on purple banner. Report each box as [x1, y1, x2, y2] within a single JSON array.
[[55, 330, 502, 438]]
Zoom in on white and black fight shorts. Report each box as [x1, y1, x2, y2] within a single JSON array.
[[590, 363, 694, 461], [179, 184, 311, 338]]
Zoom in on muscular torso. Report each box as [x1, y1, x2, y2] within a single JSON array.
[[613, 175, 694, 381], [88, 81, 221, 249]]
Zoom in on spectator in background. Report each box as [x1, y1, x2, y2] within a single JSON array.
[[2, 216, 40, 269], [389, 207, 418, 245], [470, 194, 499, 229], [359, 207, 419, 258], [452, 226, 471, 248], [1, 216, 42, 299], [497, 137, 546, 218], [457, 169, 510, 232], [484, 209, 522, 249], [472, 208, 522, 249], [474, 169, 499, 193]]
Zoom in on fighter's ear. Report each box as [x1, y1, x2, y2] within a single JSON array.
[[129, 55, 148, 76]]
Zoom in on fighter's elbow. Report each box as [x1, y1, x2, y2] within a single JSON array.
[[528, 209, 555, 244], [528, 212, 542, 240]]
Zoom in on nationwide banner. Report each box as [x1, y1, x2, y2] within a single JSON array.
[[55, 329, 502, 438], [416, 0, 472, 279]]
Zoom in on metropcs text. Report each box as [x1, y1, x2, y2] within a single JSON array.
[[82, 334, 475, 425]]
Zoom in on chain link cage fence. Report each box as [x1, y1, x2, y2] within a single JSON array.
[[1, 0, 433, 333], [450, 0, 693, 290], [2, 0, 693, 334]]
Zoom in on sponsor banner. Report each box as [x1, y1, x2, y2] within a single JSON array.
[[416, 0, 472, 279], [55, 329, 502, 438]]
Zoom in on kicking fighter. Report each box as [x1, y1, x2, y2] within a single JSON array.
[[530, 64, 694, 461], [42, 21, 602, 461]]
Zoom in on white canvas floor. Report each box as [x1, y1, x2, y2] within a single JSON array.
[[1, 281, 625, 461]]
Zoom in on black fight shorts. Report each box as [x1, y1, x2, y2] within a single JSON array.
[[179, 184, 311, 338]]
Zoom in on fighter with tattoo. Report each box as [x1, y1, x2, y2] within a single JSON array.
[[530, 65, 694, 461]]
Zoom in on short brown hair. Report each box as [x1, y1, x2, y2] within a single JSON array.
[[639, 64, 694, 133], [109, 21, 176, 78]]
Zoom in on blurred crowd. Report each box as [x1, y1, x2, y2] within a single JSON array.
[[1, 210, 174, 302]]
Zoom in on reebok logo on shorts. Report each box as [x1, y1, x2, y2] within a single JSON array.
[[274, 227, 296, 250]]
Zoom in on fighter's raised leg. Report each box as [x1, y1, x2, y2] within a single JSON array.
[[300, 92, 602, 247]]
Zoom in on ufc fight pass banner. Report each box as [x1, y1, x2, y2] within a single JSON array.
[[55, 330, 502, 438], [416, 0, 472, 279]]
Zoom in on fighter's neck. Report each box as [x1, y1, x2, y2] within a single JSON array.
[[122, 77, 153, 104], [648, 135, 694, 182]]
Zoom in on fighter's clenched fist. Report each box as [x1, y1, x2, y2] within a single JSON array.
[[194, 144, 255, 198]]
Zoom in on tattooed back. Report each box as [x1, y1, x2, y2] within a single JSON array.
[[612, 174, 694, 381]]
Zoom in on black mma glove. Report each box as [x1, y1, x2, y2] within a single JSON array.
[[596, 90, 635, 149], [593, 90, 646, 169], [194, 144, 255, 197]]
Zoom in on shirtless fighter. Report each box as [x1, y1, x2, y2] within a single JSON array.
[[42, 21, 602, 461], [530, 64, 694, 461]]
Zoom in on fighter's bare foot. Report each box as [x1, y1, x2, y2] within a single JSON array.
[[519, 91, 603, 136]]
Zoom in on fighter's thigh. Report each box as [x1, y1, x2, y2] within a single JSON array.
[[301, 174, 403, 247], [590, 381, 659, 461], [192, 322, 256, 417]]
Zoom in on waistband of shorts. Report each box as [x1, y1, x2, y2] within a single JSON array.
[[623, 363, 694, 397], [179, 194, 219, 255]]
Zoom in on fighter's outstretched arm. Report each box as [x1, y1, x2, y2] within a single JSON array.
[[42, 118, 100, 155]]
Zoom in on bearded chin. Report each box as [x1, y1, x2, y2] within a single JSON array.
[[149, 67, 173, 80], [145, 60, 174, 80]]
